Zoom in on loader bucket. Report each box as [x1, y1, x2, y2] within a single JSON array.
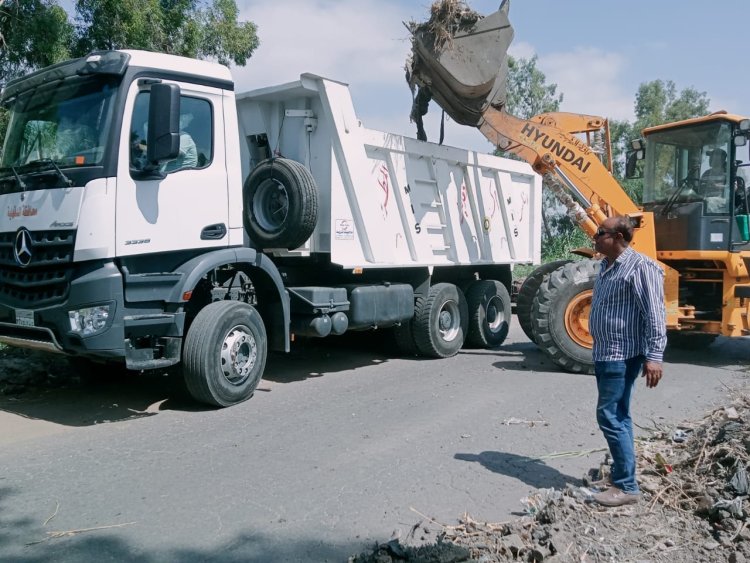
[[408, 0, 514, 126]]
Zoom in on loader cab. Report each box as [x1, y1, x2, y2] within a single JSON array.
[[638, 115, 750, 252]]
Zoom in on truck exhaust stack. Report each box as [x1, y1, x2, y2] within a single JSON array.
[[407, 0, 514, 127]]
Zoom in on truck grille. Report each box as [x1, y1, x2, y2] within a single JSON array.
[[0, 230, 76, 307]]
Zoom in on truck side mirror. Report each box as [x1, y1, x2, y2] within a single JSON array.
[[625, 149, 644, 179], [146, 83, 181, 167]]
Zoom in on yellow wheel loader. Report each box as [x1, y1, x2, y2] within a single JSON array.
[[408, 0, 750, 373]]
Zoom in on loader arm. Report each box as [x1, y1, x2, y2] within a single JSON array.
[[478, 107, 658, 259]]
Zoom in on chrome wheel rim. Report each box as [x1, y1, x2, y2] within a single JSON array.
[[220, 325, 258, 386]]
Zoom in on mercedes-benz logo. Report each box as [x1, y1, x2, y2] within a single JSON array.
[[14, 228, 32, 267]]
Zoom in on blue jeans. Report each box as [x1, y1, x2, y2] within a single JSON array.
[[595, 356, 644, 494]]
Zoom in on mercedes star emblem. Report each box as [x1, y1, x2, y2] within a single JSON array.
[[14, 228, 32, 267]]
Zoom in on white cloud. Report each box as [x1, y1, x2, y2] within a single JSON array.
[[235, 0, 413, 92], [233, 0, 499, 152], [508, 41, 536, 61], [537, 47, 634, 122]]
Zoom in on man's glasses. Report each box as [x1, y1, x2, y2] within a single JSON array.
[[594, 227, 618, 238]]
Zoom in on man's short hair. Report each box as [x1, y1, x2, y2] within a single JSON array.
[[612, 216, 634, 242]]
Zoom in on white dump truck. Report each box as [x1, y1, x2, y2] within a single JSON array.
[[0, 50, 540, 406]]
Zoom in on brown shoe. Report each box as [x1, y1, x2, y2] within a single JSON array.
[[593, 486, 640, 507]]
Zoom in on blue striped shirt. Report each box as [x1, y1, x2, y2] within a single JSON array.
[[589, 246, 667, 363]]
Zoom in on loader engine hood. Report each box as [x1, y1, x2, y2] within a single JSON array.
[[407, 0, 514, 127]]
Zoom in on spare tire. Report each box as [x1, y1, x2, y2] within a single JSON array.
[[244, 158, 319, 250]]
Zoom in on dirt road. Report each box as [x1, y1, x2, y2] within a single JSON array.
[[0, 321, 747, 561]]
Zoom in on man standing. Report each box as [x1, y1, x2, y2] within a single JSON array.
[[588, 216, 667, 507]]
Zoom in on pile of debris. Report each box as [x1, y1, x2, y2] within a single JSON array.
[[0, 345, 75, 395], [404, 0, 489, 141], [351, 390, 750, 562], [405, 0, 482, 51]]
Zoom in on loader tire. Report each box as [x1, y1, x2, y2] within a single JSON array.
[[667, 331, 717, 349], [244, 158, 318, 250], [531, 260, 599, 374], [183, 300, 267, 407], [413, 283, 468, 358], [516, 260, 571, 344], [465, 279, 511, 348]]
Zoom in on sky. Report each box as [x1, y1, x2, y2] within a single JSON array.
[[227, 0, 750, 153]]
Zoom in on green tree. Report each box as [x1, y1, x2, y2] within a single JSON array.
[[200, 0, 258, 66], [613, 80, 710, 202], [74, 0, 259, 66], [505, 55, 563, 119], [0, 0, 74, 156], [503, 55, 585, 255], [608, 118, 641, 201], [633, 79, 709, 133], [0, 0, 73, 81], [0, 0, 258, 156], [74, 0, 165, 54]]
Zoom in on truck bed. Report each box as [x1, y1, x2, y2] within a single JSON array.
[[236, 74, 541, 269]]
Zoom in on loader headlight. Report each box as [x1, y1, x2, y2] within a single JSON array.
[[68, 304, 111, 336]]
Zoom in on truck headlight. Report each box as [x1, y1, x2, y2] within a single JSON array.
[[68, 305, 111, 336]]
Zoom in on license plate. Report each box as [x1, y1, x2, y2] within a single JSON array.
[[15, 309, 35, 327]]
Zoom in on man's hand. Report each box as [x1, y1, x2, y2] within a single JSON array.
[[642, 361, 663, 388]]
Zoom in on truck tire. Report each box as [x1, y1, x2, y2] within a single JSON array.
[[465, 279, 511, 348], [413, 283, 468, 358], [516, 260, 571, 344], [183, 300, 267, 407], [390, 308, 420, 357], [244, 158, 318, 250], [531, 260, 599, 374]]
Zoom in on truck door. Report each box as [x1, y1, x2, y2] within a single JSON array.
[[115, 79, 229, 256]]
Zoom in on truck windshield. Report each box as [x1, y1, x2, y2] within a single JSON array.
[[0, 76, 117, 170], [643, 121, 733, 215]]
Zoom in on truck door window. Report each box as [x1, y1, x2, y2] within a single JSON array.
[[129, 91, 213, 173]]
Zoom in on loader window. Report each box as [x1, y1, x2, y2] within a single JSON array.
[[643, 122, 732, 215]]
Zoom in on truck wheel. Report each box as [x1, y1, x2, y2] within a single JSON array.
[[516, 260, 571, 344], [413, 283, 468, 358], [465, 280, 511, 348], [531, 260, 599, 374], [183, 300, 267, 407], [244, 158, 318, 250], [390, 311, 420, 357]]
